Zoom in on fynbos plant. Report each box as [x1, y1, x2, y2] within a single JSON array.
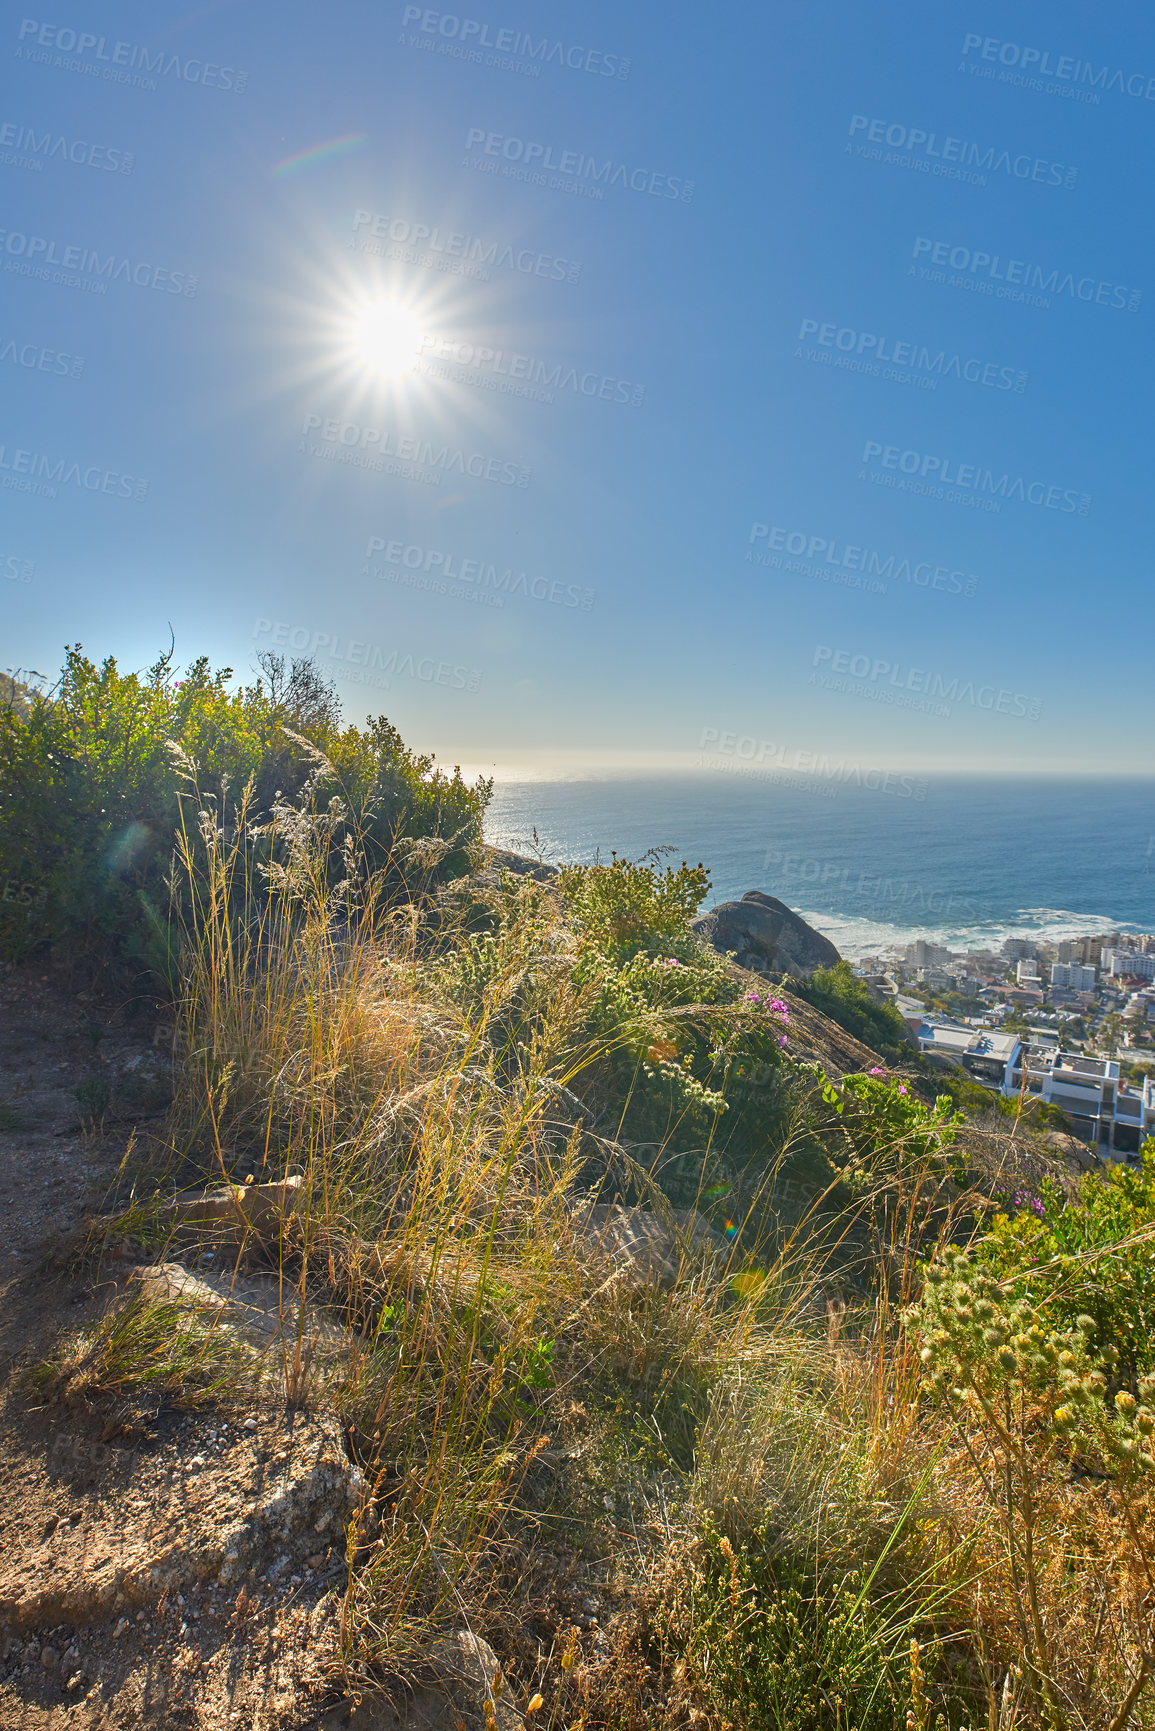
[[917, 1245, 1155, 1729]]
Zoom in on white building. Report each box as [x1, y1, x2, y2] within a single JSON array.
[[1003, 1045, 1155, 1159], [914, 1021, 1022, 1087], [1017, 959, 1042, 985], [1105, 949, 1155, 981], [905, 939, 953, 968], [1051, 962, 1097, 991]]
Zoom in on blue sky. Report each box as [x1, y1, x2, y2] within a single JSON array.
[[2, 0, 1152, 775]]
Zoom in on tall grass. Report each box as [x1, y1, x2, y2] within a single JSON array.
[[74, 756, 1155, 1729]]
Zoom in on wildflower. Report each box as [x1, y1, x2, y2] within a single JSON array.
[[743, 989, 762, 1005], [778, 1034, 788, 1047], [898, 1085, 908, 1095], [1116, 1391, 1138, 1415], [869, 1066, 883, 1075]]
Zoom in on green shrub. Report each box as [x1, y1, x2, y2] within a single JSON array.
[[960, 1141, 1155, 1386], [0, 643, 491, 986], [796, 961, 915, 1066], [665, 1520, 948, 1730]]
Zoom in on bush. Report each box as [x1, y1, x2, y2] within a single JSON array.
[[796, 961, 915, 1066], [961, 1141, 1155, 1387], [0, 643, 491, 987]]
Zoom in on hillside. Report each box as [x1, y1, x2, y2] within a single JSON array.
[[1, 652, 1153, 1731]]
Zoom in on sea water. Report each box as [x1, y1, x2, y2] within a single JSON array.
[[484, 775, 1155, 960]]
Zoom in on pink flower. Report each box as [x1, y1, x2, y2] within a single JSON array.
[[869, 1066, 883, 1075], [898, 1085, 908, 1096], [778, 1034, 788, 1047]]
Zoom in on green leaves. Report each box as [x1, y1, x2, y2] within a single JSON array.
[[0, 643, 491, 984]]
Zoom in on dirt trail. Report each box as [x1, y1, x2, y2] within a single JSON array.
[[0, 964, 349, 1730]]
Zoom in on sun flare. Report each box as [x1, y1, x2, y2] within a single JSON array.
[[352, 302, 425, 377]]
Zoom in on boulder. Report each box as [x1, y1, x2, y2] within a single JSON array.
[[126, 1261, 353, 1399], [317, 1631, 524, 1730], [692, 891, 840, 979], [156, 1174, 304, 1246]]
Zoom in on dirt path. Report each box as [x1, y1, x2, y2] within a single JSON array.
[[0, 965, 350, 1730]]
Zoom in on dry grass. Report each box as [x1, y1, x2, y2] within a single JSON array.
[[61, 769, 1155, 1730]]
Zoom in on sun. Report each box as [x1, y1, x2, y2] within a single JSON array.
[[352, 301, 425, 377]]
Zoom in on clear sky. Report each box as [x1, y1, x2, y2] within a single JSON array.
[[2, 0, 1152, 775]]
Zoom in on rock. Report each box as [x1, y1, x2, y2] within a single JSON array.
[[316, 1630, 524, 1729], [0, 1414, 362, 1631], [425, 1630, 524, 1730], [128, 1263, 229, 1315], [571, 1200, 726, 1287], [156, 1174, 304, 1246], [126, 1260, 355, 1404], [692, 891, 840, 979], [484, 847, 557, 883]]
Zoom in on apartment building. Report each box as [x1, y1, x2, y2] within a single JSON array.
[[1051, 961, 1097, 991]]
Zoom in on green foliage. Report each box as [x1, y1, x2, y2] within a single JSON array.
[[557, 850, 710, 959], [0, 643, 491, 985], [668, 1521, 941, 1730], [962, 1142, 1155, 1386], [561, 864, 801, 1202], [826, 1072, 962, 1185], [796, 961, 914, 1065]]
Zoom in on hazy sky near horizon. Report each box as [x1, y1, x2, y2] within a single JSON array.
[[2, 0, 1153, 775]]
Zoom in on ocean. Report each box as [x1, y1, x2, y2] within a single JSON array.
[[484, 775, 1155, 960]]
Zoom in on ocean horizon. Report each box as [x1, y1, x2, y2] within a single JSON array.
[[484, 774, 1155, 960]]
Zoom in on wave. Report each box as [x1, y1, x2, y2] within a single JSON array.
[[797, 905, 1138, 962]]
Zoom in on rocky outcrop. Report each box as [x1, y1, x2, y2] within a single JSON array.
[[692, 891, 840, 979], [0, 1412, 362, 1632]]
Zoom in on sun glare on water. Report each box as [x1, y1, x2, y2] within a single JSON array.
[[352, 302, 425, 377]]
